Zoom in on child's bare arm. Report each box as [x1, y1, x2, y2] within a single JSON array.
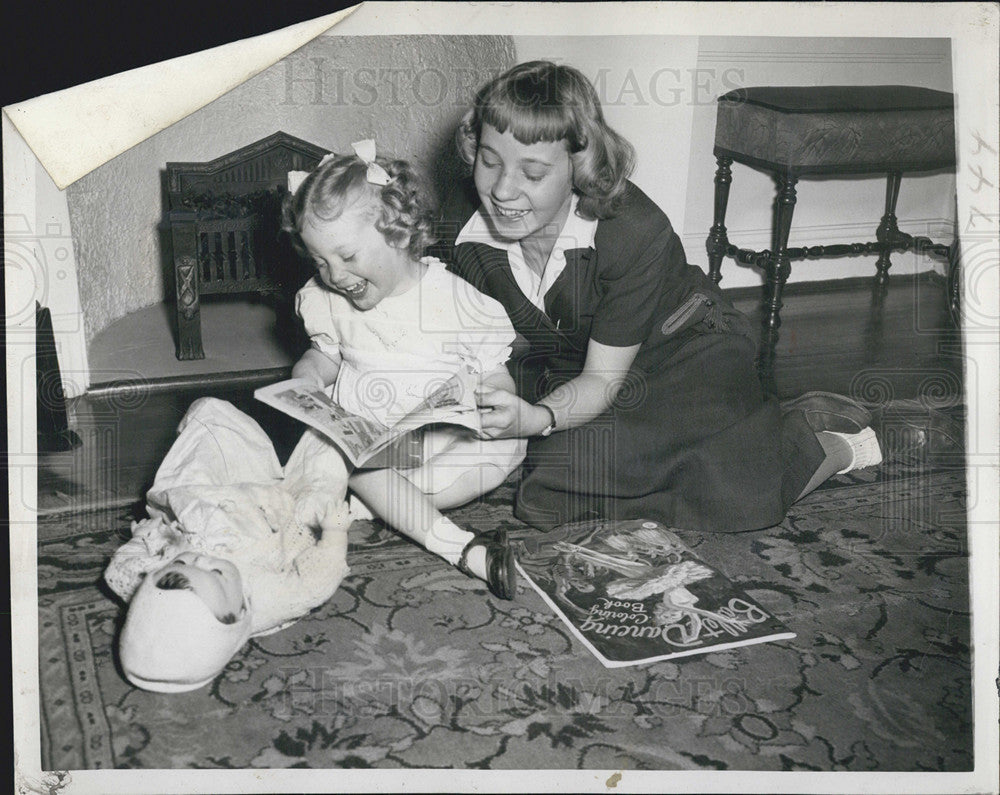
[[292, 348, 341, 388]]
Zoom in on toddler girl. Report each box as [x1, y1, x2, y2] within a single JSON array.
[[283, 140, 526, 600]]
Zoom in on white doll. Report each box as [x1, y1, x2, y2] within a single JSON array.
[[105, 397, 353, 693]]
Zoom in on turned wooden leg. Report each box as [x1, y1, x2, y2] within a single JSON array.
[[875, 171, 902, 287], [706, 155, 733, 285], [758, 172, 797, 381]]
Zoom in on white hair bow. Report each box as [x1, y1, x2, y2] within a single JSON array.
[[351, 139, 392, 186], [287, 153, 336, 195], [287, 144, 390, 195], [287, 170, 309, 195]]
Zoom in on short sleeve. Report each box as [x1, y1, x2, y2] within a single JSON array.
[[589, 221, 685, 348], [449, 279, 516, 373], [295, 278, 341, 360], [458, 328, 515, 373]]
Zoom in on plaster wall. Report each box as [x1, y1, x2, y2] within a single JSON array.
[[514, 36, 956, 287], [683, 37, 956, 288], [68, 35, 515, 351], [513, 36, 702, 237]]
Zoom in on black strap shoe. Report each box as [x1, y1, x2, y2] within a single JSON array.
[[458, 529, 517, 600]]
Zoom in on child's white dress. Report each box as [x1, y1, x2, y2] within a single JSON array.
[[296, 256, 526, 493], [104, 397, 352, 636]]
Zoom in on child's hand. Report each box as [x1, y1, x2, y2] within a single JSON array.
[[292, 348, 340, 389]]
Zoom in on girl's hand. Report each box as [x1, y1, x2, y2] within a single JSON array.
[[475, 386, 550, 439]]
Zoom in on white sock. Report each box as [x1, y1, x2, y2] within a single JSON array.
[[826, 427, 883, 474], [424, 516, 475, 566]]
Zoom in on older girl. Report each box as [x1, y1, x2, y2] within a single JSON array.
[[439, 62, 881, 533]]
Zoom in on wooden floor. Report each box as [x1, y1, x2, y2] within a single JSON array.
[[36, 271, 964, 515], [731, 270, 963, 399]]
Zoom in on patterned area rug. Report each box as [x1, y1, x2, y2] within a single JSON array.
[[37, 429, 971, 771]]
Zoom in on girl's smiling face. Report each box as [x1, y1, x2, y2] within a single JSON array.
[[299, 197, 422, 311], [473, 124, 575, 246], [154, 552, 245, 622]]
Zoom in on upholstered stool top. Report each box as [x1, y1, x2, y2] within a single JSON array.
[[714, 85, 956, 175]]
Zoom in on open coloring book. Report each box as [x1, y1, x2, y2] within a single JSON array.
[[255, 368, 480, 468], [515, 518, 795, 668]]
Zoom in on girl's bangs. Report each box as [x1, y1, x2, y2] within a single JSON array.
[[481, 97, 573, 146]]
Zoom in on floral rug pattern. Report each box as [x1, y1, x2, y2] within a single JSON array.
[[37, 441, 971, 771]]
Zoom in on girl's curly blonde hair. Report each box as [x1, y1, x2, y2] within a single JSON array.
[[283, 152, 437, 259]]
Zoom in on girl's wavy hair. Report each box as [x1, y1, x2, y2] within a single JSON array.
[[282, 153, 436, 259], [456, 61, 636, 220]]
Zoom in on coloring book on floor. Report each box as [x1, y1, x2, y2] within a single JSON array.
[[254, 368, 480, 469], [514, 519, 795, 667]]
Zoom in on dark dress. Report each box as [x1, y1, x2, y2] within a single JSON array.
[[436, 181, 825, 533]]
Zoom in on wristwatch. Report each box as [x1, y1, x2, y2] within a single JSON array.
[[538, 403, 557, 437]]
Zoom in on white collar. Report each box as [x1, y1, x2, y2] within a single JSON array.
[[557, 193, 600, 255], [455, 195, 598, 311], [455, 193, 598, 254]]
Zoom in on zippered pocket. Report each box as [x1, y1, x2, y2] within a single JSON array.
[[659, 290, 753, 340], [660, 291, 718, 336]]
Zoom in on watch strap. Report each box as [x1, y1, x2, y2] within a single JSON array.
[[538, 403, 557, 437]]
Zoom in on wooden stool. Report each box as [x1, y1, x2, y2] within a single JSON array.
[[705, 85, 957, 380]]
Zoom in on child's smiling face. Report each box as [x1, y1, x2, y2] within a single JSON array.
[[300, 197, 423, 311], [153, 552, 245, 622]]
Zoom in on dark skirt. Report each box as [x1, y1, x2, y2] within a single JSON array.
[[514, 331, 826, 533]]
